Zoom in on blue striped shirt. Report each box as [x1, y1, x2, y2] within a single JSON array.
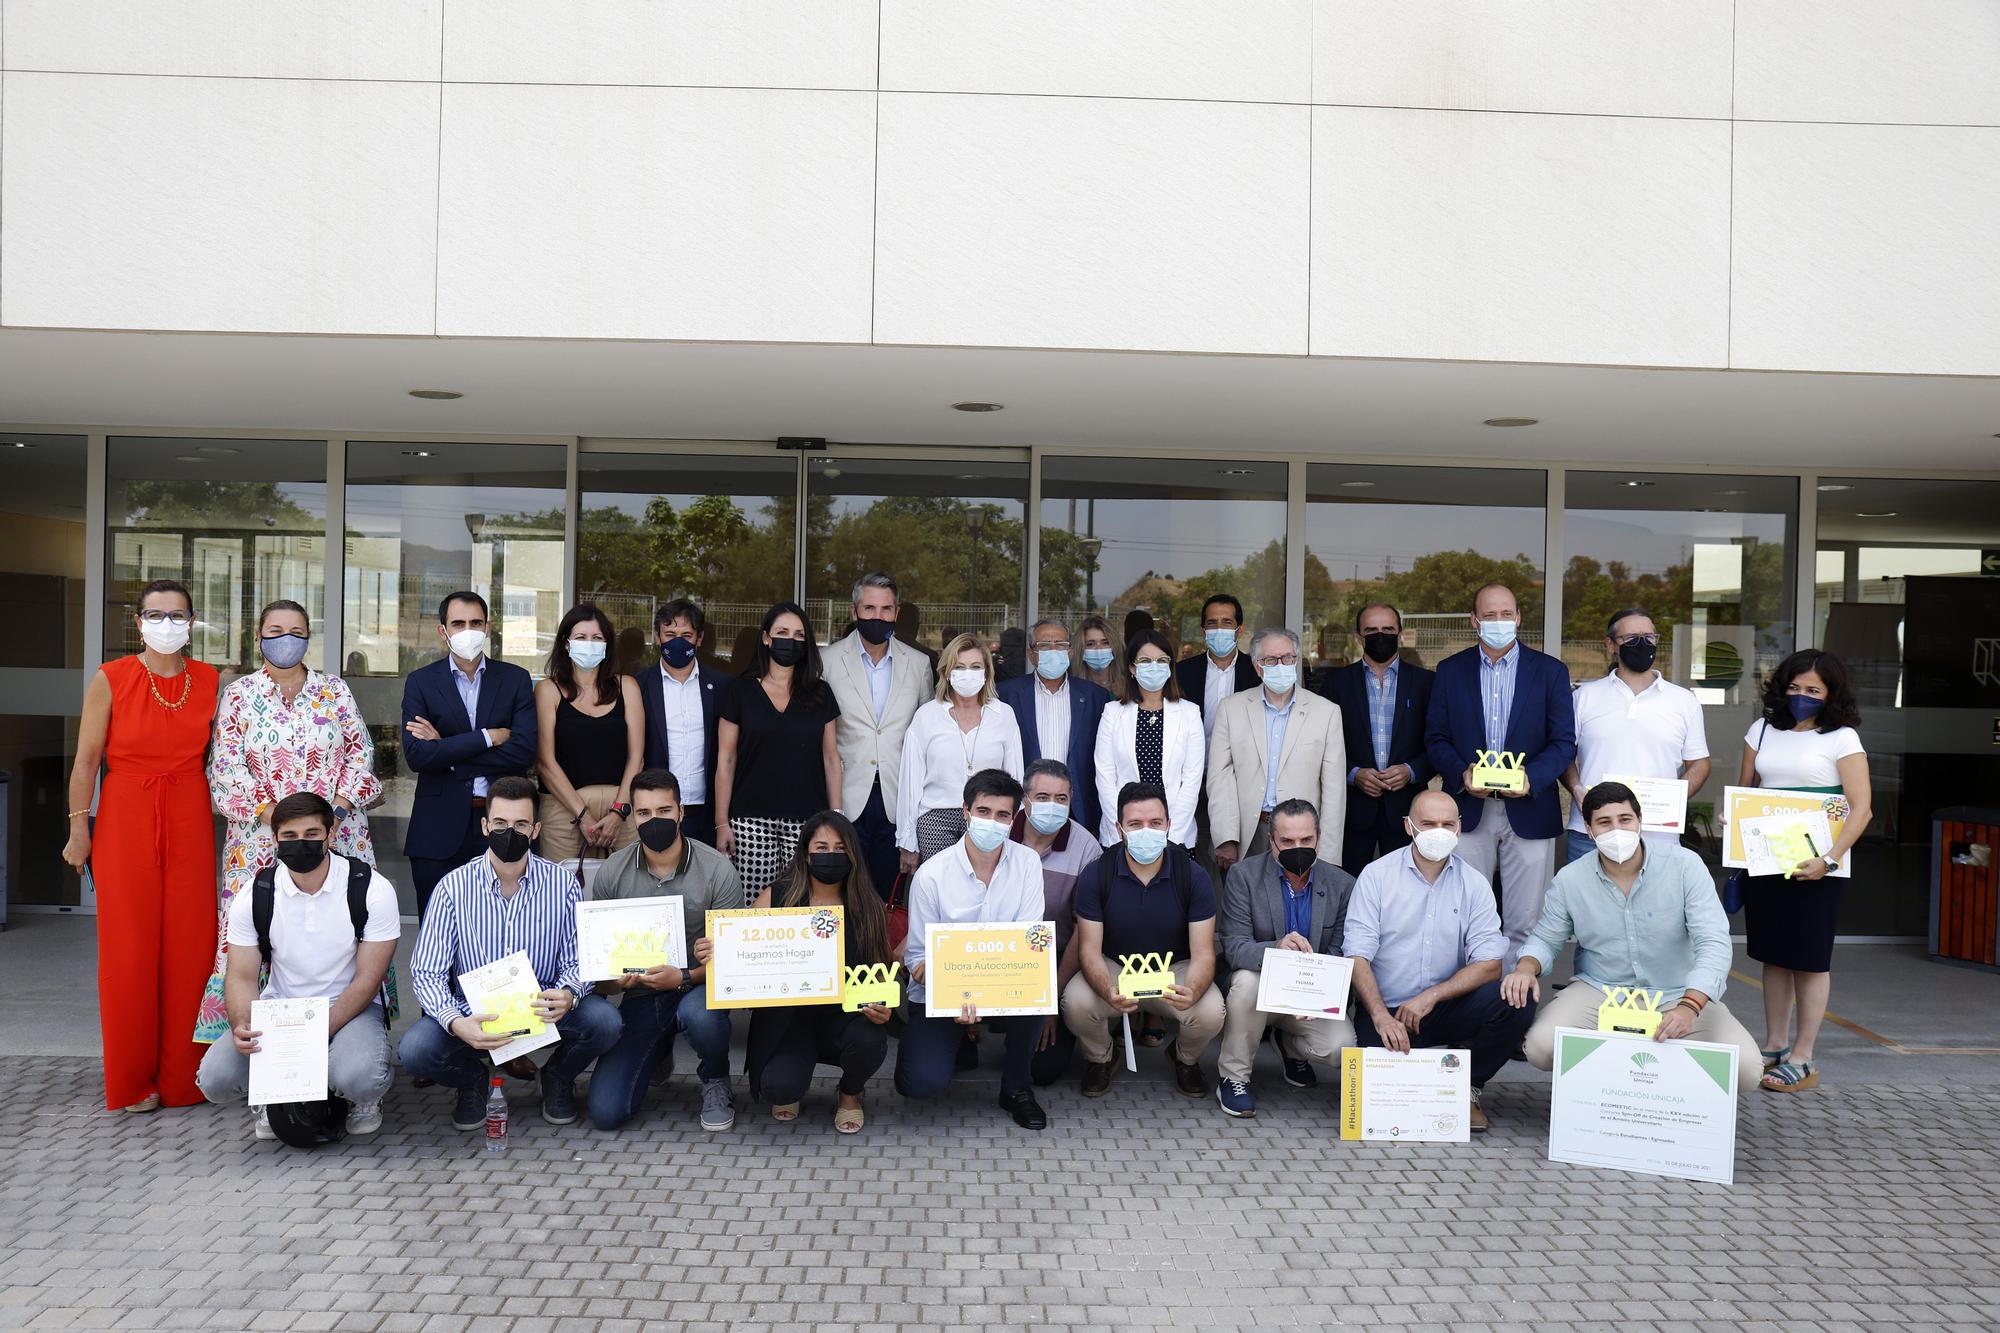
[[1367, 659, 1398, 769], [410, 852, 589, 1022], [1478, 642, 1520, 753]]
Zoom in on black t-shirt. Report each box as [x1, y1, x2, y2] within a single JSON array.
[[722, 675, 841, 820]]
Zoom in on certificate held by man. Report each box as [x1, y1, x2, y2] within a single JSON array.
[[1255, 949, 1354, 1021], [923, 920, 1059, 1018], [575, 894, 687, 981], [246, 996, 329, 1106], [458, 950, 560, 1064], [1548, 1027, 1739, 1185], [705, 906, 845, 1009]]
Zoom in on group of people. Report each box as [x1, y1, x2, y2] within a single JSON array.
[[62, 569, 1873, 1137]]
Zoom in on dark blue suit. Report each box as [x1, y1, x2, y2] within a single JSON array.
[[400, 654, 537, 915], [997, 673, 1112, 836], [1316, 658, 1435, 874], [635, 661, 726, 845], [1423, 644, 1575, 839]]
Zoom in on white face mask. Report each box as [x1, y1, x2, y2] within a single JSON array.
[[948, 666, 986, 698], [448, 628, 489, 661], [139, 618, 191, 655], [1594, 829, 1642, 864], [1411, 826, 1459, 862], [568, 639, 607, 670]]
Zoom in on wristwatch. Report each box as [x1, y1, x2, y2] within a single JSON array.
[[1823, 855, 1841, 872], [609, 802, 631, 820], [676, 970, 698, 994]]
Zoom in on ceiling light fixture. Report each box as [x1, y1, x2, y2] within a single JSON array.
[[1618, 480, 1656, 488], [1715, 489, 1747, 496], [957, 473, 983, 481], [4, 441, 33, 449], [1815, 483, 1853, 492], [1482, 417, 1537, 428], [175, 455, 207, 463], [1216, 468, 1254, 476], [1856, 510, 1900, 518], [401, 450, 435, 458], [1338, 480, 1375, 489], [952, 401, 1004, 413], [197, 446, 240, 456], [409, 389, 463, 401]]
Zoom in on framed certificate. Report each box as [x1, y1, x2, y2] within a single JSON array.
[[1721, 786, 1851, 877], [1339, 1047, 1471, 1142], [923, 920, 1059, 1018], [1254, 950, 1353, 1021], [1603, 774, 1689, 835], [575, 895, 687, 981], [1548, 1027, 1739, 1185], [705, 907, 845, 1009]]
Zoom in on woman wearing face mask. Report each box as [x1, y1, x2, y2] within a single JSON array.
[[1075, 615, 1119, 690], [895, 634, 1024, 869], [1091, 630, 1206, 850], [536, 605, 644, 867], [732, 813, 894, 1132], [714, 603, 844, 903], [1737, 649, 1871, 1094], [62, 579, 220, 1113], [199, 599, 384, 1043]]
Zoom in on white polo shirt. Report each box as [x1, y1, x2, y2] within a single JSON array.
[[225, 853, 402, 1001], [1567, 670, 1710, 834]]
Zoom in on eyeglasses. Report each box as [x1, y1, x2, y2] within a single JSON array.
[[1614, 633, 1661, 647], [1034, 639, 1072, 651], [487, 818, 536, 834], [139, 610, 194, 626], [1256, 654, 1299, 668]]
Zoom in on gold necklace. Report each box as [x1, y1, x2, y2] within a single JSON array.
[[145, 662, 192, 711]]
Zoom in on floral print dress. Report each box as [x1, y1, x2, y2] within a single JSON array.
[[197, 668, 385, 1042]]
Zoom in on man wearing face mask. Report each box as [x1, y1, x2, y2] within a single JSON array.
[[1316, 602, 1435, 874], [583, 769, 744, 1132], [637, 599, 726, 847], [401, 591, 539, 918], [196, 793, 400, 1140], [998, 618, 1112, 838], [1214, 799, 1355, 1117], [1559, 607, 1710, 866], [1009, 759, 1104, 1087], [1344, 790, 1530, 1132], [1206, 628, 1347, 876], [822, 572, 933, 899], [1505, 783, 1760, 1090], [1424, 581, 1576, 969], [399, 777, 621, 1131]]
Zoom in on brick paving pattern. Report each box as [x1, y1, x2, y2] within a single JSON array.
[[1, 1055, 1996, 1332]]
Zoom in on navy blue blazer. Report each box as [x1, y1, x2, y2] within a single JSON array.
[[1423, 644, 1576, 839], [1317, 658, 1436, 832], [997, 673, 1112, 836], [1174, 651, 1260, 725], [636, 660, 725, 801], [399, 655, 538, 859]]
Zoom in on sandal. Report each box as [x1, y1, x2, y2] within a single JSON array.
[[772, 1102, 800, 1122], [1760, 1045, 1792, 1071], [122, 1093, 161, 1114], [834, 1105, 864, 1134], [1760, 1059, 1818, 1092]]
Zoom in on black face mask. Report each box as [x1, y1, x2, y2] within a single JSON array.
[[487, 826, 531, 863], [855, 618, 894, 645], [638, 816, 679, 853], [767, 637, 807, 667], [1361, 632, 1399, 665], [1617, 639, 1658, 673], [274, 837, 326, 874], [807, 851, 853, 884], [660, 637, 697, 669], [1276, 845, 1317, 876]]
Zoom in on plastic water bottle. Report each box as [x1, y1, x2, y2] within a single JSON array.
[[484, 1076, 508, 1154]]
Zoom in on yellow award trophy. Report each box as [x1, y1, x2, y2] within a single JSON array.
[[1596, 986, 1665, 1038], [1470, 748, 1528, 795], [1116, 951, 1177, 999], [841, 962, 902, 1012]]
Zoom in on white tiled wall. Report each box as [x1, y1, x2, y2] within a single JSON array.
[[3, 0, 444, 81], [1736, 0, 2000, 126]]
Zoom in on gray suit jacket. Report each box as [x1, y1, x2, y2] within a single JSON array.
[[1218, 850, 1355, 974]]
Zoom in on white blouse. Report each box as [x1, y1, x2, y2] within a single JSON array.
[[1744, 718, 1864, 789], [895, 699, 1024, 850]]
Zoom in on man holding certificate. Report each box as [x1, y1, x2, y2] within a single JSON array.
[[896, 768, 1052, 1130], [399, 777, 622, 1132], [1214, 798, 1355, 1118], [1505, 782, 1761, 1087], [583, 769, 743, 1133]]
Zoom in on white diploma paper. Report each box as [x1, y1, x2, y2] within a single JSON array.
[[1254, 950, 1354, 1021], [247, 996, 329, 1106], [459, 950, 561, 1064], [1548, 1027, 1739, 1185], [1604, 774, 1690, 835], [1343, 1047, 1471, 1143], [575, 895, 687, 980]]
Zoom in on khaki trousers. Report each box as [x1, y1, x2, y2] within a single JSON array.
[[1524, 979, 1762, 1098], [1062, 959, 1225, 1066], [538, 785, 638, 866], [1216, 968, 1356, 1085]]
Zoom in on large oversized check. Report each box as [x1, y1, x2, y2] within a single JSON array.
[[1548, 1027, 1739, 1185], [705, 907, 845, 1009], [1339, 1047, 1471, 1142], [923, 920, 1059, 1018]]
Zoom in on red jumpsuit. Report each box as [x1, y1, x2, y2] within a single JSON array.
[[91, 653, 219, 1109]]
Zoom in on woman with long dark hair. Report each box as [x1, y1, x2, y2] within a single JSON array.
[[731, 812, 893, 1131], [713, 602, 844, 901], [1090, 628, 1205, 848], [535, 604, 644, 865], [1737, 648, 1872, 1093]]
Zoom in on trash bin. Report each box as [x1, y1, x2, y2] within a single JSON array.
[[1930, 805, 1999, 971]]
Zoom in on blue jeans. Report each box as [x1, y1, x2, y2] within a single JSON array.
[[397, 994, 622, 1091], [585, 986, 733, 1130], [1563, 829, 1596, 866]]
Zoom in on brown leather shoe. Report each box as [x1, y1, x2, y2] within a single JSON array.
[[1173, 1058, 1205, 1097], [1081, 1060, 1114, 1098], [1468, 1090, 1490, 1133]]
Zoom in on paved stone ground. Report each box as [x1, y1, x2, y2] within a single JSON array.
[[2, 1055, 1996, 1333]]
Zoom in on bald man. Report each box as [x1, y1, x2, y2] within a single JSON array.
[[1341, 790, 1533, 1132]]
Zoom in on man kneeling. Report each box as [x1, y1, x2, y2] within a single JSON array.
[[196, 792, 400, 1140]]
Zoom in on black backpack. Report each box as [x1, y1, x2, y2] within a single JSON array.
[[251, 857, 391, 1028]]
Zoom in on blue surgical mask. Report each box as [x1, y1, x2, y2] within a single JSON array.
[[1787, 694, 1825, 723], [1125, 827, 1169, 864], [1035, 649, 1070, 680], [1205, 628, 1238, 657], [569, 639, 607, 669], [1261, 663, 1297, 694], [965, 816, 1011, 852], [1477, 620, 1517, 650], [1081, 647, 1115, 671], [1134, 661, 1172, 693], [259, 634, 309, 670], [1027, 801, 1069, 835]]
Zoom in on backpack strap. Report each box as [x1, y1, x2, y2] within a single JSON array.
[[251, 865, 279, 971], [345, 855, 373, 940]]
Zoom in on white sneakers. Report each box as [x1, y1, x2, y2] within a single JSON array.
[[252, 1105, 274, 1140], [346, 1101, 383, 1135]]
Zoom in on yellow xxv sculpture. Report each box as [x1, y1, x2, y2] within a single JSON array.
[[1116, 951, 1177, 999], [606, 926, 674, 976], [1470, 748, 1528, 795], [841, 962, 902, 1012], [1596, 986, 1665, 1038]]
